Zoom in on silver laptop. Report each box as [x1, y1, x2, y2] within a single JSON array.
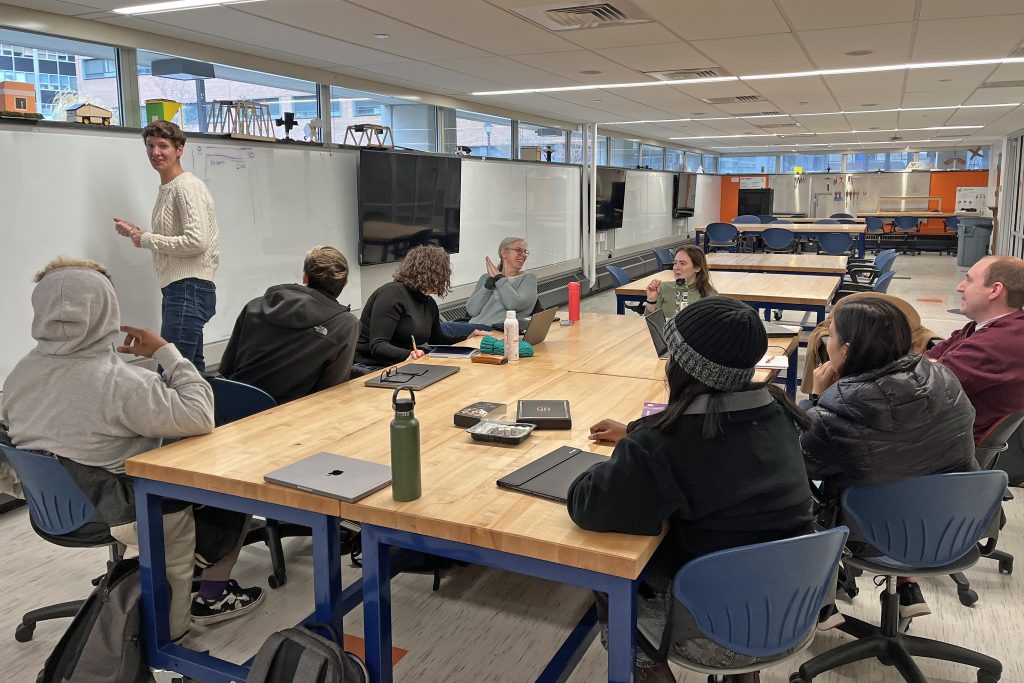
[[264, 452, 392, 503], [644, 309, 669, 359], [522, 307, 558, 345]]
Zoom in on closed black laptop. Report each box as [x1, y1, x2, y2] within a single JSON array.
[[496, 446, 607, 503]]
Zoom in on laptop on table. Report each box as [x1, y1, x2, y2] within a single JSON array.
[[644, 309, 669, 359], [264, 452, 392, 503]]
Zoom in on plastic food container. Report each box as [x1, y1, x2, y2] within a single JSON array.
[[466, 420, 536, 445]]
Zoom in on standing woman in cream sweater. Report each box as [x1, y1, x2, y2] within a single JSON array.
[[114, 120, 220, 372]]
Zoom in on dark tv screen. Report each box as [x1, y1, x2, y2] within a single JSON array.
[[673, 172, 697, 218], [358, 150, 461, 266], [595, 167, 627, 230]]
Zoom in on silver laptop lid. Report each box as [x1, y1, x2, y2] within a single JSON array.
[[264, 452, 392, 504], [522, 307, 558, 345]]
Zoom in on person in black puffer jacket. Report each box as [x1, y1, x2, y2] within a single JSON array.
[[802, 297, 977, 625]]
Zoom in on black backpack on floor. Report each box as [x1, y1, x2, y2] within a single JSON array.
[[246, 622, 367, 683], [39, 558, 153, 683]]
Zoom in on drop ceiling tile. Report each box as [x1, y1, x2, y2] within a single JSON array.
[[560, 22, 681, 49], [642, 0, 789, 40], [745, 76, 833, 100], [675, 80, 762, 101], [944, 108, 1007, 126], [343, 0, 579, 55], [511, 50, 648, 83], [0, 0, 95, 14], [354, 61, 507, 93], [836, 95, 903, 110], [985, 63, 1024, 82], [825, 72, 904, 97], [798, 23, 914, 70], [898, 110, 957, 128], [905, 66, 995, 93], [242, 0, 490, 62], [768, 97, 842, 113], [797, 114, 859, 131], [431, 56, 572, 88], [912, 15, 1024, 61], [776, 0, 915, 30], [966, 87, 1024, 104], [690, 34, 814, 75], [921, 0, 1024, 20], [900, 91, 972, 108], [594, 42, 711, 73]]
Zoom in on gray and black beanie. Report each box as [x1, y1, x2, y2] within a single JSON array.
[[663, 296, 768, 392]]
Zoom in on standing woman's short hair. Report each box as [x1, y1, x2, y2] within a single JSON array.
[[497, 236, 526, 273], [141, 120, 187, 148], [678, 245, 714, 297], [393, 245, 453, 296], [832, 298, 912, 378], [304, 245, 349, 298]]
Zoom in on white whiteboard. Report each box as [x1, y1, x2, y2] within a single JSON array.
[[0, 127, 360, 385], [615, 171, 674, 249]]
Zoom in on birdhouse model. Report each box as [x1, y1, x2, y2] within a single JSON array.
[[67, 103, 113, 126], [0, 81, 39, 117]]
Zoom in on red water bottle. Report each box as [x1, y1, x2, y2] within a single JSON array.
[[568, 281, 581, 322]]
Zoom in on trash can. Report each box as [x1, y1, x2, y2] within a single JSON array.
[[956, 217, 994, 268]]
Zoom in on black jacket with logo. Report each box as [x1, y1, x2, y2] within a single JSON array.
[[219, 284, 359, 404]]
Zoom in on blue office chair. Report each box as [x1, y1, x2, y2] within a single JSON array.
[[0, 444, 123, 642], [833, 270, 895, 302], [757, 215, 778, 224], [769, 218, 791, 224], [760, 227, 796, 253], [814, 218, 840, 224], [732, 215, 760, 224], [705, 222, 740, 252], [605, 264, 632, 288], [652, 247, 673, 270], [816, 232, 854, 256], [638, 528, 848, 680], [865, 216, 886, 253], [893, 216, 921, 255], [847, 249, 896, 285], [792, 472, 1006, 683], [830, 213, 854, 218]]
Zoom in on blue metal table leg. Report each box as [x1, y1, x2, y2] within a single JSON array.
[[857, 233, 865, 258], [536, 605, 599, 683], [135, 479, 171, 664], [617, 294, 626, 315], [787, 345, 799, 396], [310, 513, 343, 627], [362, 525, 394, 683], [606, 577, 637, 683]]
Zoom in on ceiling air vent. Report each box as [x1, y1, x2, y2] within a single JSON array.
[[645, 68, 730, 81], [756, 123, 802, 129], [979, 80, 1024, 89], [735, 111, 782, 117], [702, 95, 764, 104], [511, 1, 652, 31]]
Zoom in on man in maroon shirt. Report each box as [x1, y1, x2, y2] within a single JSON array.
[[928, 256, 1024, 443]]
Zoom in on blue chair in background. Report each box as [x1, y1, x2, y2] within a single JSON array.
[[652, 247, 673, 270], [848, 249, 896, 286], [606, 264, 632, 288], [943, 216, 960, 256], [833, 270, 896, 302], [792, 472, 1006, 683], [893, 216, 921, 255], [637, 528, 848, 681], [814, 218, 840, 224], [732, 215, 760, 224], [769, 218, 791, 224], [816, 232, 854, 256], [0, 444, 123, 642], [830, 213, 854, 218], [757, 215, 778, 223], [705, 222, 741, 252], [865, 216, 886, 252], [760, 227, 796, 253]]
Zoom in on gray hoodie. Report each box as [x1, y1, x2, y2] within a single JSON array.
[[1, 266, 214, 473]]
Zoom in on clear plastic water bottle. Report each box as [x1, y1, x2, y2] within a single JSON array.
[[675, 278, 688, 313], [503, 310, 520, 362], [390, 387, 421, 502]]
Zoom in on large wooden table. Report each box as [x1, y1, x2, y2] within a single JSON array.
[[614, 270, 842, 325], [695, 223, 867, 257], [707, 253, 848, 275], [856, 211, 959, 219], [127, 313, 799, 683]]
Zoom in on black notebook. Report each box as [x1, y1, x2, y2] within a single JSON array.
[[496, 446, 607, 503], [363, 363, 459, 390]]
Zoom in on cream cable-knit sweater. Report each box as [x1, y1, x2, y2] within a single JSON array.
[[140, 171, 220, 288]]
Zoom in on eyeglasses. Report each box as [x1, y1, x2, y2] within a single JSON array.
[[378, 366, 428, 384], [505, 248, 530, 256]]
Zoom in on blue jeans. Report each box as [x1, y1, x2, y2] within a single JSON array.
[[161, 278, 216, 372], [441, 321, 493, 340]]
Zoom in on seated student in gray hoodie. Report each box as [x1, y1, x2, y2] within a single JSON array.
[[219, 245, 359, 403], [1, 258, 261, 642]]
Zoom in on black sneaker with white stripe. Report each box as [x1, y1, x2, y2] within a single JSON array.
[[191, 580, 264, 625]]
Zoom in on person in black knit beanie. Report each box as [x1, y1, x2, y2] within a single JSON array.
[[568, 297, 814, 682]]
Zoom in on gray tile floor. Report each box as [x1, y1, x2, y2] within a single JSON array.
[[4, 253, 1016, 683]]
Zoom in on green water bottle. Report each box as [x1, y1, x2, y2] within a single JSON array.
[[390, 387, 421, 502]]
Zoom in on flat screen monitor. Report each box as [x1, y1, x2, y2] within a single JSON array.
[[595, 166, 627, 230], [673, 172, 697, 218], [358, 150, 461, 266]]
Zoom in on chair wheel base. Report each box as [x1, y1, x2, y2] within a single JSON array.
[[998, 558, 1013, 574], [978, 670, 1000, 682], [15, 623, 35, 642], [789, 673, 809, 683], [958, 589, 979, 607], [267, 573, 286, 589]]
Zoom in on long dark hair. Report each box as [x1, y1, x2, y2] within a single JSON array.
[[646, 359, 810, 438], [677, 245, 714, 298], [832, 298, 912, 378]]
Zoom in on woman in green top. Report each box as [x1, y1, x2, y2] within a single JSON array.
[[645, 245, 717, 317]]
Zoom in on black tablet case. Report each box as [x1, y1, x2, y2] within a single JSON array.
[[496, 446, 606, 503]]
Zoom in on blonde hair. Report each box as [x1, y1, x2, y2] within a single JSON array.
[[34, 257, 110, 283], [393, 245, 452, 297], [303, 245, 349, 298], [497, 236, 526, 273]]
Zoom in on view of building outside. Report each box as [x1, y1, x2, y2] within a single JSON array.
[[608, 138, 638, 167], [444, 109, 513, 158], [518, 121, 567, 162], [640, 144, 664, 169], [329, 85, 436, 151], [1, 30, 119, 123], [664, 148, 684, 171]]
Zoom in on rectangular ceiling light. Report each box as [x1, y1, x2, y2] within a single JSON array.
[[601, 104, 1019, 126], [113, 0, 263, 15]]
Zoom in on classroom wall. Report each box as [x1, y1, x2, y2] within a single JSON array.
[[718, 175, 768, 222]]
